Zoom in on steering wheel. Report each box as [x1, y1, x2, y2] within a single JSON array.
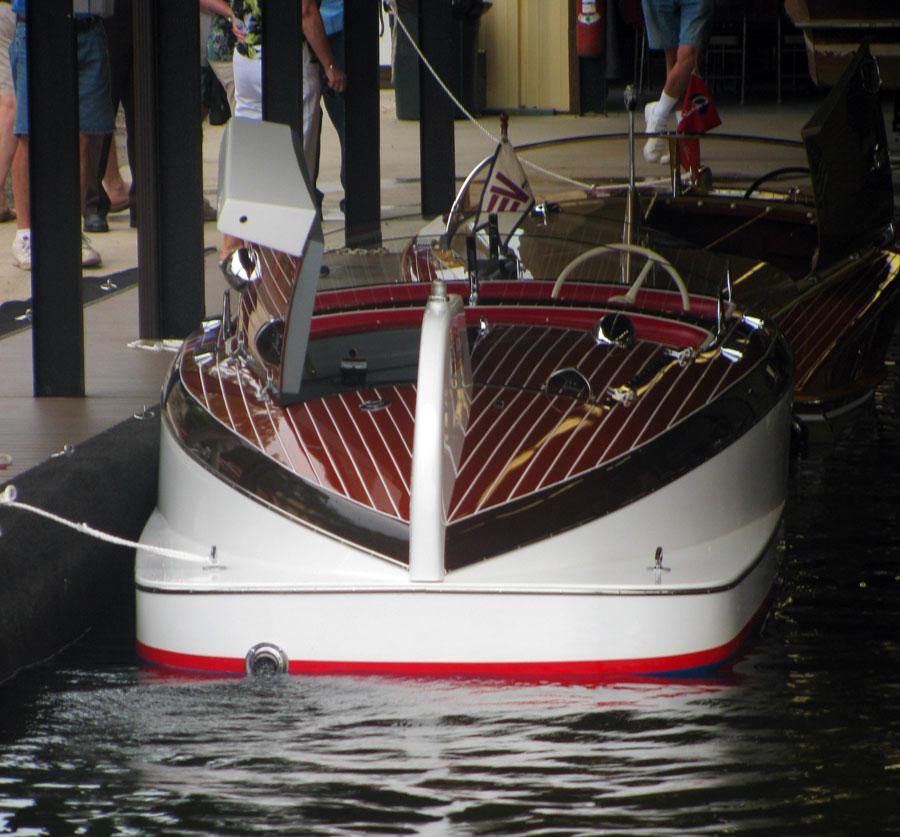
[[550, 242, 690, 312], [742, 166, 810, 200]]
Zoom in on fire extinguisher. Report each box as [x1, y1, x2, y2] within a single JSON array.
[[576, 0, 605, 58]]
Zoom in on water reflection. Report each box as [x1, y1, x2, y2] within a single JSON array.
[[3, 650, 891, 834]]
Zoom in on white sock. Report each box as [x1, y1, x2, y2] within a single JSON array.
[[652, 91, 679, 125], [15, 228, 29, 242]]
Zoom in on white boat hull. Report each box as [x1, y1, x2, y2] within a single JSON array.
[[136, 391, 790, 679]]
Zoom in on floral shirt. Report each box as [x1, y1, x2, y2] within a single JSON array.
[[232, 0, 263, 60], [207, 1, 236, 64]]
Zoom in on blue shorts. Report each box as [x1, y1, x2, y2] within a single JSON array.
[[641, 0, 713, 50], [10, 18, 114, 136]]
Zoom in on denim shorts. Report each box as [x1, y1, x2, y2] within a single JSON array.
[[10, 18, 114, 136], [641, 0, 713, 50]]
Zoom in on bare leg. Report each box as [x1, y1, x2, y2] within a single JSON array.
[[663, 44, 700, 101], [0, 93, 16, 214], [11, 134, 28, 229], [663, 47, 677, 76], [103, 140, 130, 205]]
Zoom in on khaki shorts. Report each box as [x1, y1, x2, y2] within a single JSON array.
[[0, 5, 15, 98]]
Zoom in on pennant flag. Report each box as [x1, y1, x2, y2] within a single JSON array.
[[484, 147, 533, 214], [678, 73, 721, 134], [676, 74, 721, 175], [475, 115, 535, 242]]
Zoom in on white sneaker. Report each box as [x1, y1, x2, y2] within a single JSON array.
[[81, 234, 102, 268], [643, 101, 671, 164], [11, 233, 31, 270]]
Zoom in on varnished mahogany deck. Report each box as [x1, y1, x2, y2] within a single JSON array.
[[176, 305, 765, 526]]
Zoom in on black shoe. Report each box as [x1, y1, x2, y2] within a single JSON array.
[[83, 214, 109, 233]]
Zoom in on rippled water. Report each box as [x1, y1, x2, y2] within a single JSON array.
[[2, 335, 898, 834]]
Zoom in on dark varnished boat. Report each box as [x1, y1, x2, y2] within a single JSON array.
[[404, 45, 898, 426]]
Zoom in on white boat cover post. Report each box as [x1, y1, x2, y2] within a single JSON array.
[[408, 284, 472, 582]]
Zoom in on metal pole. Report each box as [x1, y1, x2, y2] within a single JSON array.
[[418, 0, 455, 217], [28, 0, 84, 396], [622, 84, 641, 285], [134, 0, 204, 339], [262, 0, 302, 131], [344, 0, 381, 247]]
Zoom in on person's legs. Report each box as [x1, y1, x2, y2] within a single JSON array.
[[644, 0, 712, 162], [82, 132, 109, 231], [101, 0, 135, 221], [76, 21, 114, 266], [78, 133, 102, 266], [663, 46, 677, 76], [10, 136, 29, 267], [641, 0, 679, 53], [232, 51, 262, 120], [642, 0, 711, 162], [0, 94, 16, 218], [103, 140, 130, 207], [10, 20, 30, 267], [663, 43, 700, 101], [0, 4, 17, 219], [658, 0, 710, 107], [209, 58, 235, 117], [301, 45, 322, 187], [316, 29, 345, 210], [11, 134, 26, 222], [221, 52, 263, 260], [641, 1, 679, 162]]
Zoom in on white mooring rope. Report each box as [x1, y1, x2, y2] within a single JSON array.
[[0, 484, 212, 565]]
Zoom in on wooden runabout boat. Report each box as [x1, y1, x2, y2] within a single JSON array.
[[404, 45, 899, 427], [136, 114, 792, 680]]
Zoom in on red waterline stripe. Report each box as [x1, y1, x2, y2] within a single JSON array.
[[135, 599, 767, 680]]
